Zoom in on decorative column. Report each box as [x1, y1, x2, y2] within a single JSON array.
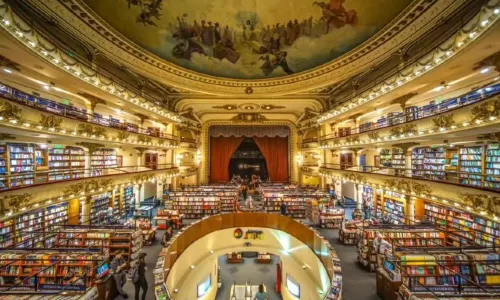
[[79, 93, 106, 122], [135, 147, 147, 166], [81, 196, 92, 225], [352, 183, 363, 220], [406, 195, 415, 225]]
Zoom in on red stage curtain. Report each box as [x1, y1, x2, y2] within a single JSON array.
[[210, 136, 244, 182], [253, 136, 289, 182]]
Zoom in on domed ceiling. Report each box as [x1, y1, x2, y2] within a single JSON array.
[[83, 0, 412, 80]]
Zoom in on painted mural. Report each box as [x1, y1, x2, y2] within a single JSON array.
[[84, 0, 413, 79]]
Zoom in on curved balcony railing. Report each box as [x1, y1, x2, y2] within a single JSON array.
[[0, 164, 177, 192], [320, 82, 500, 140], [320, 163, 500, 192], [162, 213, 340, 300], [0, 83, 178, 141]]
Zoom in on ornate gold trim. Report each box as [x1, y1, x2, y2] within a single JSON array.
[[39, 114, 63, 129], [62, 179, 114, 197]]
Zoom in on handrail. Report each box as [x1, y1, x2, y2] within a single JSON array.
[[0, 164, 177, 192], [320, 164, 500, 191], [162, 213, 339, 300], [0, 83, 178, 141], [320, 82, 500, 140]]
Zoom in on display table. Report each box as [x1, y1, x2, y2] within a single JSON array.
[[155, 209, 184, 229], [142, 227, 157, 245], [227, 252, 243, 263]]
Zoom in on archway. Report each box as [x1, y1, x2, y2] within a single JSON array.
[[228, 137, 269, 181]]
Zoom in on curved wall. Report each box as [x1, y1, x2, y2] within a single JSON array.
[[168, 228, 330, 300]]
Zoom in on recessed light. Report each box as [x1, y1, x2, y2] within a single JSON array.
[[3, 68, 12, 73], [480, 68, 490, 74]]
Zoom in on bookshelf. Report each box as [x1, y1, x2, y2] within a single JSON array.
[[218, 191, 237, 212], [445, 148, 458, 172], [486, 143, 500, 189], [112, 189, 121, 219], [357, 227, 444, 272], [319, 208, 344, 228], [423, 147, 445, 180], [469, 253, 500, 286], [380, 149, 392, 167], [91, 148, 117, 175], [459, 146, 483, 187], [424, 202, 500, 247], [171, 195, 219, 218], [0, 218, 14, 248], [391, 148, 406, 169], [122, 186, 134, 219], [15, 208, 45, 248], [44, 202, 69, 248], [374, 192, 384, 219], [55, 228, 143, 262], [35, 145, 48, 171], [0, 145, 7, 189], [0, 252, 104, 292], [9, 143, 34, 187], [384, 191, 406, 224], [339, 220, 363, 245], [89, 193, 111, 226], [411, 148, 425, 177]]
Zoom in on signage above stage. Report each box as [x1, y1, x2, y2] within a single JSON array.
[[234, 228, 264, 240]]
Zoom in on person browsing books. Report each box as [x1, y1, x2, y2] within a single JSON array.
[[110, 250, 129, 298]]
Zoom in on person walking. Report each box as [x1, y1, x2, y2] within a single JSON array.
[[242, 185, 248, 202], [110, 250, 128, 298], [254, 284, 268, 300], [133, 252, 148, 300]]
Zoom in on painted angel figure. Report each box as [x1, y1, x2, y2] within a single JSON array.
[[313, 0, 358, 33]]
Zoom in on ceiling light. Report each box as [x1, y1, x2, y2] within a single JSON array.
[[480, 68, 490, 74], [190, 265, 195, 269], [3, 20, 10, 26], [28, 41, 36, 47], [3, 68, 12, 74], [457, 42, 463, 47], [43, 85, 50, 90], [469, 32, 477, 38], [481, 20, 489, 26]]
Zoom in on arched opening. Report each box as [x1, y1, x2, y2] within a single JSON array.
[[228, 137, 269, 180]]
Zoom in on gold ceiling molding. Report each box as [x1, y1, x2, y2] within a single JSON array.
[[75, 142, 105, 153], [117, 131, 130, 141], [78, 92, 106, 110], [459, 193, 500, 215], [137, 135, 153, 144], [0, 193, 33, 214], [134, 147, 149, 155], [391, 142, 420, 153], [21, 0, 447, 94], [389, 124, 417, 137], [345, 135, 360, 144], [475, 50, 500, 73], [0, 133, 15, 140], [367, 131, 380, 140], [0, 100, 22, 122], [477, 132, 500, 142], [390, 92, 418, 110], [261, 104, 285, 111], [432, 113, 455, 129], [317, 2, 499, 123], [342, 172, 367, 184], [62, 179, 114, 197], [471, 97, 500, 122], [348, 147, 363, 153], [212, 105, 238, 110], [231, 113, 268, 123], [39, 114, 63, 130], [0, 54, 20, 71], [77, 124, 108, 138], [132, 174, 155, 183], [383, 179, 432, 196], [134, 113, 149, 124]]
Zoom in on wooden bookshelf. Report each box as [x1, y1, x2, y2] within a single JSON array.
[[8, 143, 34, 187], [459, 146, 483, 187], [424, 202, 500, 248], [0, 252, 104, 292], [486, 143, 500, 189], [227, 252, 243, 263]]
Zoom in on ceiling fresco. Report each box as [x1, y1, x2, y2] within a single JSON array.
[[84, 0, 413, 79]]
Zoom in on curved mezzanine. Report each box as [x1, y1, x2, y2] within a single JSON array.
[[161, 213, 340, 300]]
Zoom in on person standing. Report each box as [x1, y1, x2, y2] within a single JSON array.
[[242, 185, 248, 202], [110, 250, 128, 298], [254, 284, 268, 300], [280, 201, 288, 216], [133, 253, 148, 300]]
